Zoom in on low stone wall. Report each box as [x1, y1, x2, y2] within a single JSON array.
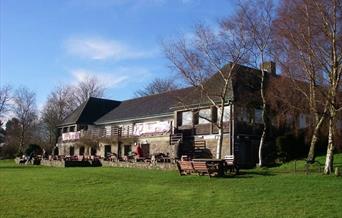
[[100, 160, 177, 171], [40, 159, 177, 170], [41, 159, 65, 167]]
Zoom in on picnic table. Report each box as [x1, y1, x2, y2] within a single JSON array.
[[192, 159, 225, 177]]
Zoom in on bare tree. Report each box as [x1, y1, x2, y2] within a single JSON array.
[[315, 0, 342, 174], [275, 0, 342, 174], [0, 85, 11, 119], [12, 87, 37, 153], [134, 77, 180, 97], [41, 85, 76, 149], [274, 0, 331, 164], [164, 20, 252, 158], [234, 0, 275, 166], [73, 75, 105, 106], [2, 118, 21, 157]]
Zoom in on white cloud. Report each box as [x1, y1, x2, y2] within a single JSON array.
[[70, 67, 152, 89], [65, 37, 156, 61], [71, 69, 128, 88]]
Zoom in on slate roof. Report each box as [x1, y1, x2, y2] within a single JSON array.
[[58, 97, 121, 127], [59, 63, 264, 126], [94, 87, 197, 124]]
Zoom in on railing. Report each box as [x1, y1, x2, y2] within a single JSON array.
[[58, 124, 171, 143], [170, 133, 183, 146]]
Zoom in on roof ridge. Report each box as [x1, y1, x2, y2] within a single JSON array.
[[121, 86, 193, 103], [73, 98, 90, 122], [57, 98, 90, 126], [88, 96, 121, 103]]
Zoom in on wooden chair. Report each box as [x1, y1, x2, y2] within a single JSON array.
[[224, 155, 239, 174], [176, 160, 194, 176]]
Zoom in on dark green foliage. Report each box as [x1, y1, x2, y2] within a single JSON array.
[[262, 141, 277, 166], [24, 144, 42, 156], [276, 133, 306, 162]]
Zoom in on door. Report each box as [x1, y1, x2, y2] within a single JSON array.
[[69, 146, 74, 156], [104, 145, 111, 157], [79, 146, 85, 155], [141, 144, 150, 157], [124, 145, 132, 156], [91, 147, 97, 155]]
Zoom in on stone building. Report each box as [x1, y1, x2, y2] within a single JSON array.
[[56, 63, 274, 167]]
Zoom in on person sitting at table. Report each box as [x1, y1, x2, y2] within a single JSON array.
[[134, 143, 143, 158]]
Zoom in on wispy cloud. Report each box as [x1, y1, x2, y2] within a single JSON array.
[[70, 67, 152, 88], [71, 69, 128, 88], [65, 37, 156, 61]]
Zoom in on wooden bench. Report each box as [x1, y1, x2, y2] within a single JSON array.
[[224, 155, 239, 174], [176, 161, 194, 176], [192, 161, 219, 178]]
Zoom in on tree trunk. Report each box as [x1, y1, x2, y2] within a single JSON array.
[[324, 102, 336, 174], [216, 102, 225, 159], [324, 116, 335, 174], [19, 126, 25, 154], [258, 68, 267, 167], [307, 112, 326, 162], [258, 128, 266, 166], [216, 128, 223, 159]]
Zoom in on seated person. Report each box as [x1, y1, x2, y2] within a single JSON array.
[[135, 144, 143, 158]]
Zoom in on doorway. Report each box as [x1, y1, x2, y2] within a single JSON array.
[[69, 146, 74, 156], [104, 145, 111, 157], [124, 145, 132, 156], [141, 144, 150, 157], [79, 146, 85, 155]]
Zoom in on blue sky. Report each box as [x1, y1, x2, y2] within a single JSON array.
[[0, 0, 235, 108]]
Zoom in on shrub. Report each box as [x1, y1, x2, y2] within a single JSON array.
[[25, 144, 43, 156], [275, 133, 306, 162]]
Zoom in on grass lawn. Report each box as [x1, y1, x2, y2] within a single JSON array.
[[1, 155, 342, 218]]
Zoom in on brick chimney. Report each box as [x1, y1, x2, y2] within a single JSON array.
[[261, 61, 276, 75]]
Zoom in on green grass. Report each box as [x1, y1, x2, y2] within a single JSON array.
[[1, 155, 342, 218]]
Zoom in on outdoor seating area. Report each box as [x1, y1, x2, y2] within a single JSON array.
[[176, 155, 239, 177], [106, 151, 172, 164], [38, 151, 175, 168]]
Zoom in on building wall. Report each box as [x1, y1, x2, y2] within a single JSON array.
[[97, 135, 171, 158], [194, 134, 231, 157], [138, 135, 171, 156], [56, 142, 93, 156], [98, 142, 119, 158]]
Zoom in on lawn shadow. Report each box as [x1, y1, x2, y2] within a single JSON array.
[[0, 165, 44, 170], [217, 170, 276, 179]]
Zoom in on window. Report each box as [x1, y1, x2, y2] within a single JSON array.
[[63, 127, 68, 133], [237, 107, 248, 122], [182, 111, 193, 125], [299, 114, 309, 129], [255, 109, 263, 124], [69, 126, 75, 132], [105, 125, 112, 136], [199, 109, 211, 124], [218, 106, 230, 122]]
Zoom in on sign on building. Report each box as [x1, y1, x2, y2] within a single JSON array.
[[133, 121, 171, 136], [62, 132, 81, 141]]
